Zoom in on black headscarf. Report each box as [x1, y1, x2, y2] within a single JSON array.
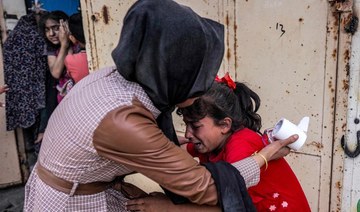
[[112, 0, 224, 145]]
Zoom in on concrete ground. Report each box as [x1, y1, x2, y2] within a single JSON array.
[[0, 129, 36, 212], [0, 184, 25, 212]]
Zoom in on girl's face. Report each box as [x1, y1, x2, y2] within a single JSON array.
[[183, 116, 230, 154], [44, 19, 60, 45]]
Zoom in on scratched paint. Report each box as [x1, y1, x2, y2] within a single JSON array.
[[102, 5, 109, 24]]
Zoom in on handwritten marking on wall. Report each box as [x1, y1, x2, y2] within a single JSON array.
[[276, 23, 286, 37]]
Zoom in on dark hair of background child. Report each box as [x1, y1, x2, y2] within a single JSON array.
[[68, 12, 85, 44]]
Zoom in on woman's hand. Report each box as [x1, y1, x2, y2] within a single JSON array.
[[126, 192, 221, 212], [253, 135, 297, 167], [126, 192, 172, 212]]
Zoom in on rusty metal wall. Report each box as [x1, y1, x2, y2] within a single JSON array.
[[229, 1, 350, 211], [80, 0, 352, 211]]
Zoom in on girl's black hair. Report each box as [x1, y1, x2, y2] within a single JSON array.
[[68, 12, 85, 44], [177, 81, 262, 133], [38, 10, 69, 49]]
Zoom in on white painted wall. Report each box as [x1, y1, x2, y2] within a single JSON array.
[[2, 0, 26, 31], [2, 0, 26, 18]]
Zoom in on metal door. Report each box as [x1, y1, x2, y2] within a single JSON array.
[[226, 1, 350, 211], [81, 0, 351, 211]]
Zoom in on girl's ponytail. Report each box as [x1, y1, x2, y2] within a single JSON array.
[[233, 82, 262, 133]]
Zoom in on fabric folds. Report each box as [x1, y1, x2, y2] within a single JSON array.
[[4, 13, 49, 131]]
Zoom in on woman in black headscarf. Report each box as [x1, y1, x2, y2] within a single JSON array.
[[111, 0, 224, 146], [24, 0, 295, 211]]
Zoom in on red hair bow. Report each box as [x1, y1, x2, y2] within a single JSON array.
[[215, 72, 236, 90]]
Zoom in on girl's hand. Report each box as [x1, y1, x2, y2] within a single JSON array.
[[0, 84, 9, 94], [59, 19, 70, 48], [0, 84, 9, 107]]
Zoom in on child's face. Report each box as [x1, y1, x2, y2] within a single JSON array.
[[183, 116, 229, 154], [44, 19, 60, 45]]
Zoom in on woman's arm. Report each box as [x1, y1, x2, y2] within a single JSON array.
[[124, 132, 296, 212], [93, 101, 218, 205]]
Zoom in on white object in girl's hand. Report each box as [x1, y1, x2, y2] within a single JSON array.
[[271, 117, 310, 151]]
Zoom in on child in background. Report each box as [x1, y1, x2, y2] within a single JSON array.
[[177, 73, 311, 211], [64, 12, 89, 84], [39, 10, 71, 103]]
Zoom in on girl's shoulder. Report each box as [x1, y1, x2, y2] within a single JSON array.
[[223, 128, 264, 162], [231, 128, 262, 141], [226, 128, 264, 151]]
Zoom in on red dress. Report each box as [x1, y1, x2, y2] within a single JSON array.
[[187, 128, 311, 211]]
